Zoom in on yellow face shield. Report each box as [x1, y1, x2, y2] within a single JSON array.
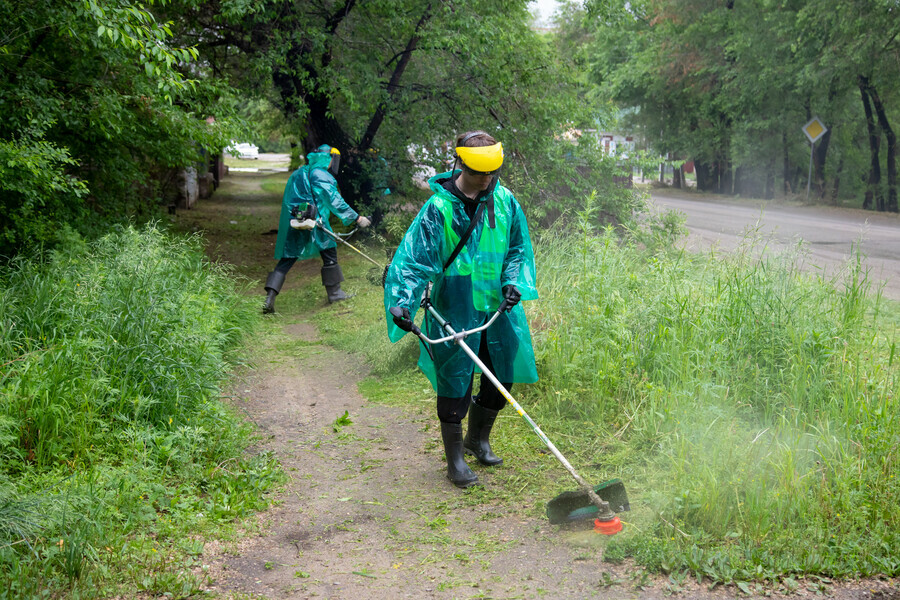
[[328, 147, 341, 175], [456, 142, 504, 173]]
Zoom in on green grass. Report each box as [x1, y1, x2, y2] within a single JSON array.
[[310, 195, 900, 585], [261, 180, 287, 196], [0, 224, 282, 597], [529, 204, 900, 582]]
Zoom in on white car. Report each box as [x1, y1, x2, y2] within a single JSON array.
[[229, 142, 259, 159]]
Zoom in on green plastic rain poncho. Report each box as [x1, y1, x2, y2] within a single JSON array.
[[383, 170, 539, 397], [274, 146, 359, 260]]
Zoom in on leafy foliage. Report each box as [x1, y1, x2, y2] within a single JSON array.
[[0, 0, 243, 256], [574, 0, 900, 207], [168, 0, 635, 220]]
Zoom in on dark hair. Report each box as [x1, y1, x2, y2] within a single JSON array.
[[456, 130, 497, 148]]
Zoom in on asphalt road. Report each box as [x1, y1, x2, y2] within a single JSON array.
[[650, 189, 900, 301]]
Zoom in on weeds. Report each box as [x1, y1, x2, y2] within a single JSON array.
[[287, 188, 900, 585], [0, 224, 282, 596], [531, 195, 900, 580]]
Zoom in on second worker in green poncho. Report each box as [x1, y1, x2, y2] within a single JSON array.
[[384, 131, 539, 488], [263, 144, 371, 312]]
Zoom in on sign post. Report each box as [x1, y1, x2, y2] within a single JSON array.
[[802, 117, 828, 201]]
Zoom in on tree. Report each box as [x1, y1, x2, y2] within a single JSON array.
[[170, 0, 611, 216], [811, 0, 899, 211], [577, 0, 900, 210], [0, 0, 241, 256]]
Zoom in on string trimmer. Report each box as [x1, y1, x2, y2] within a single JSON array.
[[291, 203, 386, 284], [391, 290, 629, 534]]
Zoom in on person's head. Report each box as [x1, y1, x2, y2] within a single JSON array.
[[316, 144, 341, 175], [455, 131, 503, 192]]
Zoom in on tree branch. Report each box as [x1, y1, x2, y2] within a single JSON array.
[[360, 2, 433, 150]]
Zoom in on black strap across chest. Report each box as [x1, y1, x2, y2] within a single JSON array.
[[443, 201, 485, 272]]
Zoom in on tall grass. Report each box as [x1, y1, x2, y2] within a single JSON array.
[[308, 195, 899, 582], [0, 224, 280, 596], [530, 198, 900, 580]]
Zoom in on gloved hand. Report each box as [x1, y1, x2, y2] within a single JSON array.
[[390, 306, 413, 332], [502, 284, 521, 312], [356, 215, 371, 228]]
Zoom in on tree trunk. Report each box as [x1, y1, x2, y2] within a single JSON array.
[[792, 167, 804, 195], [765, 158, 775, 200], [718, 158, 732, 194], [811, 84, 840, 200], [695, 161, 715, 192], [830, 157, 843, 205], [265, 1, 359, 154], [858, 75, 883, 211], [868, 83, 898, 212], [302, 92, 354, 153], [359, 4, 432, 151], [782, 132, 791, 195], [306, 1, 357, 152]]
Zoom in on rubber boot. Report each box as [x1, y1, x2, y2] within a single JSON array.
[[440, 422, 478, 488], [464, 400, 503, 466], [321, 263, 353, 303], [263, 289, 277, 314], [263, 270, 286, 314], [325, 283, 353, 303]]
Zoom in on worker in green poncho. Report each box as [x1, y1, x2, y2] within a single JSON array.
[[263, 145, 371, 313], [384, 131, 538, 488]]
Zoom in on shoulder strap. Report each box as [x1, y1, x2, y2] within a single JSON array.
[[443, 202, 485, 272]]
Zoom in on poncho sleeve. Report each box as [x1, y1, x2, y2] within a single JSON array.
[[310, 169, 359, 226], [383, 201, 446, 342], [501, 194, 538, 301]]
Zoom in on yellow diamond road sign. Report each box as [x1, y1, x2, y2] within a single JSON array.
[[803, 117, 827, 144]]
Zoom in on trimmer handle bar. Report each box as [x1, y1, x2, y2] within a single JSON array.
[[396, 290, 619, 525]]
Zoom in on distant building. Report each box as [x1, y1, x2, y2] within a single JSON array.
[[591, 131, 636, 157]]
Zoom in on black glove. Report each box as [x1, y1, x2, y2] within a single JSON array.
[[502, 285, 521, 312], [390, 306, 413, 332]]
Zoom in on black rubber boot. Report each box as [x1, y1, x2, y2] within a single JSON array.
[[263, 289, 277, 314], [440, 422, 478, 488], [321, 264, 353, 303], [263, 270, 286, 314], [325, 283, 353, 303], [464, 400, 503, 466]]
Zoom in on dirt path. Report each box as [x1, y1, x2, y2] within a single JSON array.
[[201, 322, 632, 600], [174, 171, 899, 600]]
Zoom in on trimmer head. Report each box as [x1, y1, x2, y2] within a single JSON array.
[[546, 478, 630, 525], [594, 515, 623, 535]]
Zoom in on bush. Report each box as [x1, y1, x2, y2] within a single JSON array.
[[0, 224, 281, 595]]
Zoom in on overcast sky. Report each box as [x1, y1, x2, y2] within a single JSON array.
[[529, 0, 564, 25]]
